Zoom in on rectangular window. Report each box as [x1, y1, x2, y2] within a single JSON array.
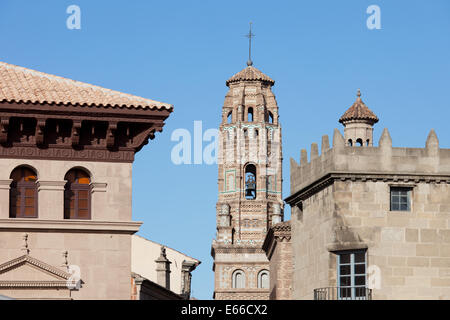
[[337, 250, 367, 300], [390, 187, 411, 211]]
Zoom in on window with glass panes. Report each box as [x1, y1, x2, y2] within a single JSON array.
[[390, 187, 411, 211], [64, 169, 91, 219], [337, 250, 367, 300], [9, 166, 38, 218]]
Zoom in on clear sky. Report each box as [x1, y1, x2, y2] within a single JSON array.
[[1, 0, 449, 299]]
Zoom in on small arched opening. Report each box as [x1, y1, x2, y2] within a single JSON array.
[[356, 139, 363, 147], [232, 270, 246, 289], [247, 107, 254, 122], [268, 111, 274, 124], [244, 164, 257, 200], [257, 270, 270, 289]]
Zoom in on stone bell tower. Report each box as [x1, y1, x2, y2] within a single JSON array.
[[211, 58, 283, 299]]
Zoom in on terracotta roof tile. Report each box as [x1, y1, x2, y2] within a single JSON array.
[[0, 61, 172, 110], [226, 65, 274, 86], [339, 90, 378, 124]]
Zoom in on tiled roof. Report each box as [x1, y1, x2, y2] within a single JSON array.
[[0, 61, 172, 110], [226, 65, 275, 86], [339, 90, 378, 124]]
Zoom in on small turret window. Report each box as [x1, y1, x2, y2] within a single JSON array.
[[248, 107, 254, 122], [348, 139, 353, 146], [227, 111, 232, 124], [268, 111, 274, 124], [356, 139, 363, 147]]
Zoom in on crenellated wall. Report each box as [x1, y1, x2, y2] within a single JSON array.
[[290, 128, 450, 196]]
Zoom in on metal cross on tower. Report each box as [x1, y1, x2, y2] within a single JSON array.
[[245, 22, 255, 66]]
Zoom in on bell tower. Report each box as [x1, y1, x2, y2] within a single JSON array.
[[211, 62, 283, 299]]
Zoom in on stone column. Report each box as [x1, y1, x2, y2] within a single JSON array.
[[155, 246, 171, 290], [37, 180, 66, 220], [131, 273, 144, 300], [181, 260, 197, 299], [0, 179, 12, 219], [90, 182, 107, 221], [217, 204, 232, 243], [272, 204, 282, 224]]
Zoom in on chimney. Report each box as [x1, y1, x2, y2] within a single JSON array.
[[155, 246, 171, 290]]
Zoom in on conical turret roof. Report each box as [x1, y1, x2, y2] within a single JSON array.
[[339, 89, 379, 124], [226, 65, 274, 87]]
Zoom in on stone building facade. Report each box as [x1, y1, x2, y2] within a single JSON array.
[[278, 90, 450, 300], [0, 61, 173, 299], [211, 63, 284, 299]]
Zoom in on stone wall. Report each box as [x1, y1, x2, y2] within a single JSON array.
[[291, 185, 335, 299]]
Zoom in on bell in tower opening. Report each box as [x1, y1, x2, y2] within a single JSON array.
[[245, 164, 257, 200]]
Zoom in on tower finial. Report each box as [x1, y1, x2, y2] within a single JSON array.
[[357, 88, 361, 98], [245, 22, 255, 66]]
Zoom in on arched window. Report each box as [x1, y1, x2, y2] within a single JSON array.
[[64, 168, 91, 219], [258, 270, 270, 289], [366, 139, 370, 146], [268, 111, 274, 124], [356, 139, 363, 147], [247, 107, 254, 122], [9, 166, 38, 218], [227, 111, 232, 124], [232, 270, 245, 289], [348, 139, 353, 146], [244, 164, 257, 200]]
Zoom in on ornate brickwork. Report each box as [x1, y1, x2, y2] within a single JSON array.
[[212, 64, 283, 299]]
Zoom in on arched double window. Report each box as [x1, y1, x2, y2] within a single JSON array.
[[9, 166, 38, 218], [232, 270, 246, 289], [64, 168, 91, 219], [258, 270, 270, 289]]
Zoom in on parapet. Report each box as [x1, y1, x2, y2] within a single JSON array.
[[290, 128, 450, 194]]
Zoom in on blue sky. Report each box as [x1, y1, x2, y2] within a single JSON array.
[[1, 1, 449, 299]]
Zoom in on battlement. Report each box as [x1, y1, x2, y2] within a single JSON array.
[[290, 128, 450, 194]]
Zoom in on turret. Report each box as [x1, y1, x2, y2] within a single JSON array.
[[339, 89, 379, 147]]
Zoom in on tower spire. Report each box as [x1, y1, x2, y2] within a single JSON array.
[[245, 22, 255, 66]]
